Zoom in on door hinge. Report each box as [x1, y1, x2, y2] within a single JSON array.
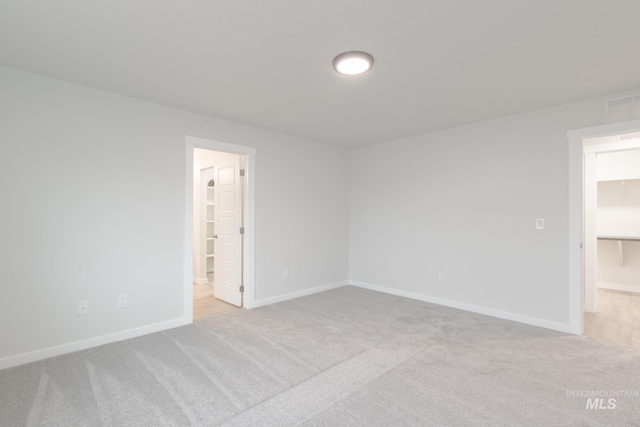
[[240, 169, 245, 177], [239, 285, 244, 292], [239, 227, 245, 234]]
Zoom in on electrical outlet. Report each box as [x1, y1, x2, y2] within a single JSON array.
[[438, 273, 445, 283], [283, 269, 289, 279], [536, 218, 545, 230], [118, 294, 127, 309], [78, 300, 88, 316]]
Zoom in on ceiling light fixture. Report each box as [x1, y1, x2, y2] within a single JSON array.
[[332, 51, 374, 75]]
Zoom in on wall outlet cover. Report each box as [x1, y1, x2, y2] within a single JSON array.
[[78, 300, 88, 316], [118, 294, 128, 309]]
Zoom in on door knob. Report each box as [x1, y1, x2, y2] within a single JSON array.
[[213, 234, 218, 239]]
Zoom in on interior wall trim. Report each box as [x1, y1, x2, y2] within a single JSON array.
[[597, 282, 640, 294], [349, 280, 572, 334], [0, 317, 190, 371], [252, 281, 349, 308]]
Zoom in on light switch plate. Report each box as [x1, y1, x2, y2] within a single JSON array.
[[536, 218, 545, 230]]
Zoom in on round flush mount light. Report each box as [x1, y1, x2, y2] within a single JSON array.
[[332, 51, 374, 75]]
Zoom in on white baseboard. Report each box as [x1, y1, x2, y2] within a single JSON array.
[[0, 317, 191, 371], [0, 279, 575, 371], [193, 277, 209, 285], [597, 282, 640, 294], [348, 280, 572, 334], [252, 281, 348, 308]]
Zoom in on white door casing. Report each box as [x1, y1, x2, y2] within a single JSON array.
[[583, 153, 597, 313], [214, 155, 243, 306], [568, 119, 640, 334], [185, 135, 256, 321]]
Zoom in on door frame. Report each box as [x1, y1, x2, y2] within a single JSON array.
[[567, 118, 640, 334], [184, 136, 257, 322]]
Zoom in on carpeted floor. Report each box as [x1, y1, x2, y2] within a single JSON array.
[[1, 286, 639, 426]]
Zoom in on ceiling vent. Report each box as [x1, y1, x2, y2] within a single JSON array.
[[605, 94, 640, 123]]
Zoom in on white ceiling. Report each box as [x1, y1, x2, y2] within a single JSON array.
[[1, 1, 640, 148]]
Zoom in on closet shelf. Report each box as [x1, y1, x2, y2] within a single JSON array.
[[206, 254, 215, 258], [598, 178, 640, 184], [598, 235, 640, 242]]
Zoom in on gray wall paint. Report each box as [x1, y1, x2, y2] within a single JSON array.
[[348, 99, 609, 325], [2, 63, 637, 362], [0, 66, 349, 360]]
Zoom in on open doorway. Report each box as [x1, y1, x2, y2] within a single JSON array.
[[568, 128, 640, 345], [184, 136, 256, 322], [580, 132, 640, 347], [193, 148, 245, 319]]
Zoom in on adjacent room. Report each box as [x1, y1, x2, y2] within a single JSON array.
[[1, 1, 640, 425], [584, 146, 640, 345], [192, 147, 246, 318]]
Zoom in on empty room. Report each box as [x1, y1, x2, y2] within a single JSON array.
[[1, 1, 640, 426]]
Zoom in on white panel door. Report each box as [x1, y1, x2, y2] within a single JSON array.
[[213, 156, 243, 306]]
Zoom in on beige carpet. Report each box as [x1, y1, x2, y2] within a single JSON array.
[[1, 286, 639, 426]]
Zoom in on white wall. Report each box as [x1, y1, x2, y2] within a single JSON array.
[[0, 66, 349, 364], [597, 148, 640, 182], [597, 150, 640, 292], [597, 181, 640, 237], [349, 98, 610, 327], [597, 240, 640, 293]]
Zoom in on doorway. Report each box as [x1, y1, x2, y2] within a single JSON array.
[[184, 136, 256, 322], [583, 145, 640, 347], [193, 149, 245, 318], [567, 120, 640, 339]]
